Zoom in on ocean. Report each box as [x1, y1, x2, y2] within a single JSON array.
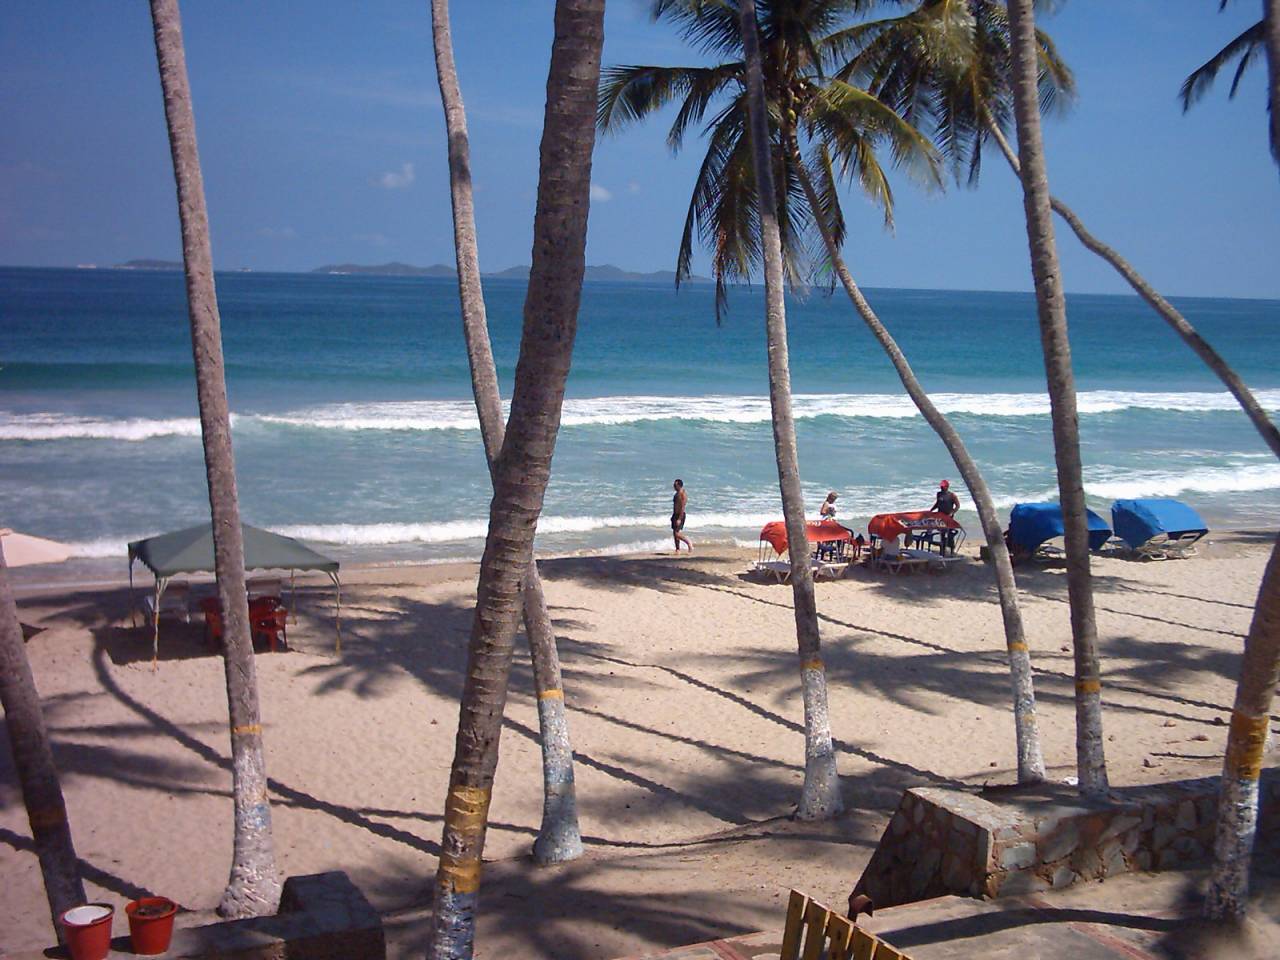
[[3, 266, 1279, 576]]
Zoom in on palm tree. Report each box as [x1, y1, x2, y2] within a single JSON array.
[[839, 0, 1280, 459], [1206, 535, 1280, 919], [737, 0, 844, 819], [1001, 0, 1107, 795], [1181, 0, 1280, 174], [148, 0, 281, 916], [425, 1, 605, 956], [601, 0, 1046, 784], [0, 545, 86, 941], [429, 0, 582, 865]]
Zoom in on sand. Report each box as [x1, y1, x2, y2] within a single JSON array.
[[1, 534, 1277, 958]]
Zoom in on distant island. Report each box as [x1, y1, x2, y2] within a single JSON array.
[[102, 259, 709, 283], [311, 261, 456, 277], [114, 259, 184, 271], [313, 261, 710, 283]]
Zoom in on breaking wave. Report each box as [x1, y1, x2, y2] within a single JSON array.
[[6, 389, 1279, 441]]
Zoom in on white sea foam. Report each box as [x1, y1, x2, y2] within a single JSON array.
[[274, 510, 782, 546], [64, 537, 134, 558], [8, 389, 1278, 441], [0, 414, 205, 442], [1084, 463, 1280, 500]]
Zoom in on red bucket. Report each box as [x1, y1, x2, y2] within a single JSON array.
[[59, 903, 114, 960], [126, 896, 178, 955]]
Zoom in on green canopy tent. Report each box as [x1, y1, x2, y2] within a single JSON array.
[[128, 523, 342, 661]]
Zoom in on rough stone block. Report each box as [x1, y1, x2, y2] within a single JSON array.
[[1051, 864, 1077, 889], [997, 842, 1036, 872], [1176, 800, 1197, 831], [1038, 821, 1080, 864]]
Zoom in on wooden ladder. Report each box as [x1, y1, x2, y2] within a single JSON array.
[[780, 890, 911, 960]]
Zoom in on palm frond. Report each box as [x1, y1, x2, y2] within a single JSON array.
[[1180, 20, 1265, 111]]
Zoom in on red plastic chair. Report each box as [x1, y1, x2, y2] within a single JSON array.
[[249, 596, 288, 652], [199, 596, 223, 650]]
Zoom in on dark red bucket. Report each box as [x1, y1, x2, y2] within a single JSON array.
[[126, 896, 179, 955], [59, 903, 114, 960]]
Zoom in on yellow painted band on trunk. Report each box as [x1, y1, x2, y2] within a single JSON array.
[[439, 783, 493, 894], [439, 855, 482, 894], [1007, 642, 1029, 653], [1075, 678, 1102, 694], [537, 689, 564, 701], [1226, 711, 1269, 781], [801, 658, 824, 672], [445, 783, 492, 834], [28, 807, 67, 830], [231, 724, 262, 736]]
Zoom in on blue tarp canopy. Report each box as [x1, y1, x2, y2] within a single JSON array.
[[1111, 499, 1208, 549], [1009, 502, 1112, 553]]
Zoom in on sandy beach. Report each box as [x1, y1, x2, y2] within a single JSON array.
[[2, 534, 1276, 958]]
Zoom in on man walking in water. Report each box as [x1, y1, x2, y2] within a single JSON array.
[[671, 478, 692, 552]]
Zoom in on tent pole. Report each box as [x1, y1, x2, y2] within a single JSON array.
[[331, 572, 341, 656], [129, 559, 137, 628], [152, 576, 168, 671], [290, 569, 296, 624]]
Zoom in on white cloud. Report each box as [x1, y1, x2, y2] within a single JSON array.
[[590, 183, 613, 202], [258, 226, 297, 239], [627, 180, 641, 194], [376, 163, 415, 189]]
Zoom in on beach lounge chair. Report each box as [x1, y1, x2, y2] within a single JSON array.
[[780, 889, 914, 960], [1111, 498, 1208, 560], [1007, 502, 1111, 562]]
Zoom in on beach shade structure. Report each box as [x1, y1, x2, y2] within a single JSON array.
[[128, 523, 341, 663], [755, 520, 857, 581], [1007, 503, 1112, 558], [1111, 498, 1208, 559], [758, 519, 854, 555], [0, 529, 72, 567], [868, 510, 964, 543]]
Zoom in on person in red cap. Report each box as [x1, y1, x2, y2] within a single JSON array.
[[931, 480, 961, 555]]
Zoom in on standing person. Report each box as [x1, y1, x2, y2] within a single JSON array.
[[931, 479, 960, 517], [819, 491, 839, 519], [932, 479, 961, 556], [671, 479, 692, 552]]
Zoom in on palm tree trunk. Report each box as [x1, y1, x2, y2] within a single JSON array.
[[425, 3, 603, 957], [1005, 0, 1108, 797], [429, 0, 582, 866], [984, 117, 1280, 460], [0, 547, 86, 941], [792, 159, 1045, 784], [1264, 0, 1280, 172], [1206, 533, 1280, 918], [148, 0, 281, 917], [738, 0, 842, 821]]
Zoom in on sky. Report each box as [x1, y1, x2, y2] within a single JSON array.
[[2, 1, 1278, 298]]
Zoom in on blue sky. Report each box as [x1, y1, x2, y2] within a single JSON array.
[[2, 1, 1277, 297]]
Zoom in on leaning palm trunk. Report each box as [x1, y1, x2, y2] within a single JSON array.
[[984, 118, 1280, 460], [0, 546, 86, 941], [738, 0, 842, 821], [425, 2, 604, 957], [429, 0, 582, 866], [1265, 0, 1280, 171], [1206, 533, 1280, 918], [149, 0, 281, 916], [792, 158, 1045, 784], [1005, 0, 1108, 796]]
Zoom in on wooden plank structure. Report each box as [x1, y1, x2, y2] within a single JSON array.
[[780, 890, 912, 960]]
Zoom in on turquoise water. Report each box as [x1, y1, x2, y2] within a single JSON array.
[[2, 266, 1278, 566]]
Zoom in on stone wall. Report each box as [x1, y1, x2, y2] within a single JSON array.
[[855, 769, 1279, 909]]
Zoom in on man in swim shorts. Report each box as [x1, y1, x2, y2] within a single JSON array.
[[671, 478, 692, 552]]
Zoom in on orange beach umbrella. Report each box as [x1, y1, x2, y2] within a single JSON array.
[[758, 519, 853, 555]]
